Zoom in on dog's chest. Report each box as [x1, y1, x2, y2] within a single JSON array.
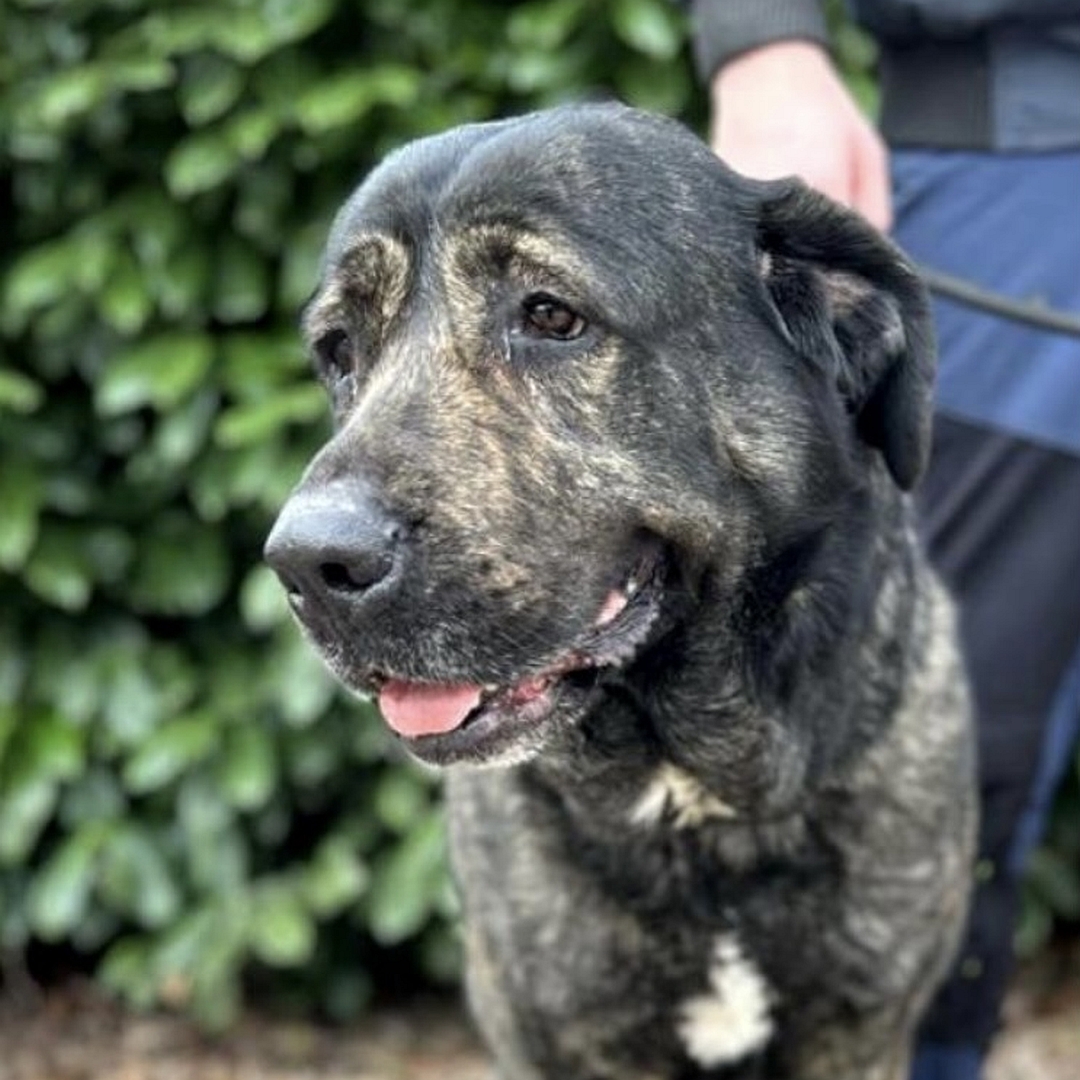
[[457, 848, 779, 1078], [445, 769, 844, 1078]]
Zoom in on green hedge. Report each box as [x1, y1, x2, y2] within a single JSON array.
[[0, 0, 698, 1028], [1, 0, 1075, 1033]]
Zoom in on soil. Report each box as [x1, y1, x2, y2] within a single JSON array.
[[0, 958, 1076, 1080]]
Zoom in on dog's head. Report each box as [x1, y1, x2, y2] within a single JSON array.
[[265, 104, 935, 766]]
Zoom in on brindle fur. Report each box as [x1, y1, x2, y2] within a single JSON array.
[[271, 104, 976, 1079]]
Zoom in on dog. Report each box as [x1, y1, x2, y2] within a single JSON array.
[[264, 103, 977, 1080]]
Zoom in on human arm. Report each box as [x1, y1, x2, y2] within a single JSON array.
[[683, 1, 892, 231]]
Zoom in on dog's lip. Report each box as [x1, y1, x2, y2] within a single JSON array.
[[378, 668, 567, 742], [372, 546, 665, 750]]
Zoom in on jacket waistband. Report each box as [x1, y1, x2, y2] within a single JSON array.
[[879, 33, 1080, 151], [879, 39, 992, 150]]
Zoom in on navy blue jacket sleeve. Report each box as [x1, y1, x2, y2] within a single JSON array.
[[678, 0, 828, 83]]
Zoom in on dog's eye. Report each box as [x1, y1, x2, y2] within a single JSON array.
[[521, 295, 585, 341], [315, 329, 353, 381]]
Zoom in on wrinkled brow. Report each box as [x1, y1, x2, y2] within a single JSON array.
[[444, 221, 586, 284], [300, 233, 411, 344]]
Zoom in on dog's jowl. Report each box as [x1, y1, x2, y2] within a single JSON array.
[[265, 104, 976, 1080]]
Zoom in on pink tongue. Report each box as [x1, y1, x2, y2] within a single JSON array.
[[378, 680, 483, 738]]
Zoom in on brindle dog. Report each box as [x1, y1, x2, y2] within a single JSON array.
[[265, 104, 976, 1080]]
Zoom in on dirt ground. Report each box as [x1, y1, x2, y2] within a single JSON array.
[[0, 958, 1077, 1080]]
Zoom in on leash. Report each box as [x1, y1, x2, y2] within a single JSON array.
[[918, 265, 1080, 339]]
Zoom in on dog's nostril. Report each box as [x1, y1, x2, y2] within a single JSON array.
[[319, 555, 393, 595]]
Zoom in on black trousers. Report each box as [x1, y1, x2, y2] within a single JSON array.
[[915, 413, 1080, 1050]]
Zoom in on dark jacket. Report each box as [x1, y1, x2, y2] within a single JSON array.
[[684, 0, 1080, 150]]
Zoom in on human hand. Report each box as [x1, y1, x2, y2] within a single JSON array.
[[710, 40, 892, 232]]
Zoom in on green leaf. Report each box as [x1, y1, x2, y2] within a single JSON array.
[[95, 332, 215, 416], [102, 658, 163, 748], [282, 725, 341, 788], [98, 824, 182, 928], [27, 824, 108, 940], [59, 768, 125, 827], [366, 810, 448, 945], [269, 633, 337, 727], [506, 51, 586, 95], [212, 239, 270, 324], [151, 388, 218, 468], [24, 524, 94, 612], [71, 906, 120, 953], [151, 242, 210, 319], [614, 54, 692, 115], [0, 456, 43, 571], [278, 221, 328, 310], [609, 0, 684, 61], [122, 711, 219, 794], [0, 777, 57, 864], [99, 937, 158, 1010], [249, 880, 316, 966], [182, 809, 249, 896], [293, 66, 421, 134], [100, 55, 176, 94], [220, 331, 307, 396], [239, 564, 290, 632], [303, 836, 368, 916], [214, 384, 326, 447], [147, 902, 247, 1024], [20, 711, 86, 781], [257, 0, 336, 50], [0, 369, 44, 414], [224, 107, 280, 161], [30, 65, 107, 129], [3, 240, 73, 328], [165, 130, 239, 198], [39, 646, 98, 726], [507, 0, 587, 50], [128, 515, 230, 615], [178, 54, 244, 125], [97, 249, 154, 334], [373, 770, 432, 834], [216, 723, 277, 811], [81, 525, 134, 585], [126, 193, 185, 271], [176, 773, 249, 898]]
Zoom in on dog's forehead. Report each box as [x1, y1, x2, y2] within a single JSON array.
[[323, 105, 752, 269]]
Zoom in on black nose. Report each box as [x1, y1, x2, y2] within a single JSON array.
[[264, 483, 403, 607]]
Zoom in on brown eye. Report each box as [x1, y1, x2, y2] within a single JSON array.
[[521, 295, 585, 340]]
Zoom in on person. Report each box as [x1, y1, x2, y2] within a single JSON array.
[[680, 2, 1080, 1078]]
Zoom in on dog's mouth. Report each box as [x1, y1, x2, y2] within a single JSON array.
[[367, 546, 665, 764]]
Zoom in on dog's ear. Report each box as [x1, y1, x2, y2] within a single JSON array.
[[755, 179, 935, 491]]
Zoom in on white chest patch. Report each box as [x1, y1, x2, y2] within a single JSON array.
[[630, 763, 737, 829], [677, 934, 774, 1068]]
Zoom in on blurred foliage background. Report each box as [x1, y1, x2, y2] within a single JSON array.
[[0, 0, 1076, 1032]]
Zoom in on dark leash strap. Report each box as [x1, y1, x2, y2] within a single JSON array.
[[919, 265, 1080, 339]]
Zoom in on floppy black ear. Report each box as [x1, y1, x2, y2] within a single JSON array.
[[755, 179, 936, 491]]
